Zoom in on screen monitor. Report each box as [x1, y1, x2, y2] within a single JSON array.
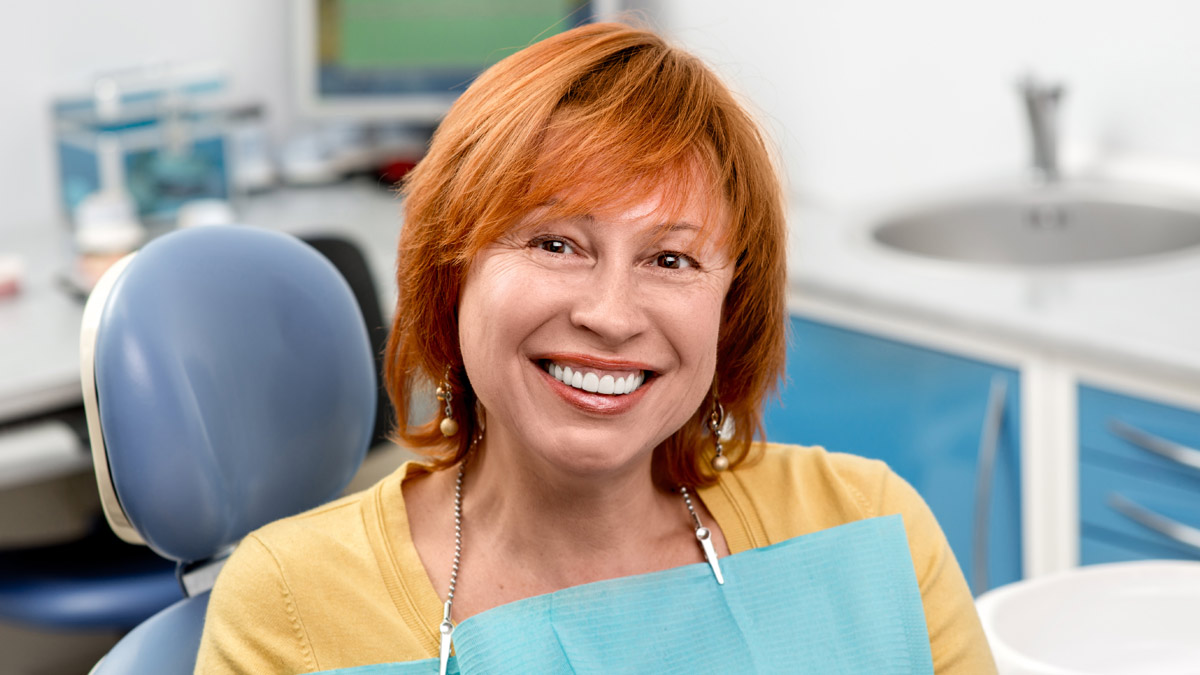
[[291, 0, 621, 123]]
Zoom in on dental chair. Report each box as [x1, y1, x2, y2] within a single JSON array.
[[80, 226, 377, 673]]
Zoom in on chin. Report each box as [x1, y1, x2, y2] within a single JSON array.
[[532, 436, 652, 481]]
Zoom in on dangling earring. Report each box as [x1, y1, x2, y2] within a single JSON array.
[[436, 367, 459, 437], [709, 398, 728, 472]]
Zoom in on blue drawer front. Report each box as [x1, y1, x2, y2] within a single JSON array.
[[1079, 457, 1200, 560], [1078, 385, 1200, 477], [1081, 527, 1200, 565], [764, 315, 1022, 592]]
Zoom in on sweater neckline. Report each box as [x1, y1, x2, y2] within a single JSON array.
[[363, 459, 765, 657]]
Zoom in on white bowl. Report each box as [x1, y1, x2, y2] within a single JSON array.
[[975, 560, 1200, 674]]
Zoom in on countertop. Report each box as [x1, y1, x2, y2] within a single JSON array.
[[787, 185, 1200, 386]]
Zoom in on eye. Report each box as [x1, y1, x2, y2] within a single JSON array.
[[532, 237, 575, 255], [655, 252, 696, 270]]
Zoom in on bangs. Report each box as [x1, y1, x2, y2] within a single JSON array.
[[515, 145, 729, 252], [460, 43, 735, 258]]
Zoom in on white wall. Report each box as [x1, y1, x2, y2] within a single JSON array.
[[0, 0, 292, 232], [4, 1, 1200, 231], [649, 0, 1200, 211]]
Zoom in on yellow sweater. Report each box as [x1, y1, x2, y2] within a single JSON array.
[[195, 444, 996, 673]]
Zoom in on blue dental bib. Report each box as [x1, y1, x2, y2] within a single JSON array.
[[320, 515, 933, 674]]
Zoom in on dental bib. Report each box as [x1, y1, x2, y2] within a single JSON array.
[[318, 515, 933, 674]]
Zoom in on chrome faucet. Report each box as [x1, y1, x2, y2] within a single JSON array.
[[1019, 75, 1064, 184]]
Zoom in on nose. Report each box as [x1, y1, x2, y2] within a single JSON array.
[[568, 262, 647, 345]]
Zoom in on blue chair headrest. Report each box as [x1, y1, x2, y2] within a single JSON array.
[[81, 226, 376, 564]]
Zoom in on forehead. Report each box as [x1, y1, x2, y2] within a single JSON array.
[[524, 151, 731, 248]]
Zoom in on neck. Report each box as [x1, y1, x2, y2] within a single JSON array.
[[460, 431, 689, 584]]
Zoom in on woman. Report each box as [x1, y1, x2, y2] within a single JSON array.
[[196, 21, 995, 674]]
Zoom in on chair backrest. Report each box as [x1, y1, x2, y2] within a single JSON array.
[[81, 226, 377, 673], [301, 235, 394, 448], [90, 593, 210, 675]]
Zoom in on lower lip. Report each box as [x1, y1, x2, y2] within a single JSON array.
[[536, 363, 652, 415]]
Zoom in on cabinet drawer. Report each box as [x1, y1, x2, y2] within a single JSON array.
[[765, 315, 1022, 592], [1079, 458, 1200, 559], [1078, 385, 1200, 477], [1081, 527, 1200, 565]]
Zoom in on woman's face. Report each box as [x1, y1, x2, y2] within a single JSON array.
[[457, 181, 734, 481]]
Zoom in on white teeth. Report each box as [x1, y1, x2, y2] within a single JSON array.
[[581, 372, 599, 392], [544, 361, 647, 396]]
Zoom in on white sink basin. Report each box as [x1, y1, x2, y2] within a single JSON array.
[[975, 560, 1200, 674], [872, 184, 1200, 267]]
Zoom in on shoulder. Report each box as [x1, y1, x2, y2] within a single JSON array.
[[724, 443, 996, 673], [243, 484, 375, 559], [743, 444, 948, 560], [211, 463, 427, 613], [721, 442, 907, 530], [712, 442, 950, 582], [196, 469, 412, 673]]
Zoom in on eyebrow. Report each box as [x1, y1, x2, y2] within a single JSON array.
[[521, 209, 706, 239], [646, 221, 704, 240], [543, 214, 699, 231], [662, 222, 701, 233]]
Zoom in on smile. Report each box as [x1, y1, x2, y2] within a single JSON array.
[[540, 360, 647, 396]]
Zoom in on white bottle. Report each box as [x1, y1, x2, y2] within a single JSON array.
[[73, 133, 145, 290]]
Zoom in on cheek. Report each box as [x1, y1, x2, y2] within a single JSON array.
[[684, 275, 732, 355], [695, 308, 724, 378], [690, 275, 734, 387], [659, 283, 727, 381], [457, 256, 554, 375]]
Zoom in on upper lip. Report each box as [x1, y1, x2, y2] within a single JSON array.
[[535, 352, 657, 373]]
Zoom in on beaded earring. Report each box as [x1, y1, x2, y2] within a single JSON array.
[[709, 398, 728, 472], [436, 367, 459, 437]]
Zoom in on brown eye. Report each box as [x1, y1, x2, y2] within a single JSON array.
[[537, 238, 572, 254], [656, 253, 692, 269]]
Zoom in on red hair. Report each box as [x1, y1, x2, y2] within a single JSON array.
[[384, 21, 787, 488]]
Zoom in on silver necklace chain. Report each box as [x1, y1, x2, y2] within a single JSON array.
[[447, 465, 464, 605], [680, 485, 725, 584], [679, 485, 703, 530], [437, 462, 724, 674], [436, 464, 464, 675]]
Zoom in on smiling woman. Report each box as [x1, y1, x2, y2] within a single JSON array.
[[390, 24, 786, 490], [195, 21, 996, 675]]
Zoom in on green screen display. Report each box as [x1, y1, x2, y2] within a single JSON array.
[[331, 0, 587, 70]]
